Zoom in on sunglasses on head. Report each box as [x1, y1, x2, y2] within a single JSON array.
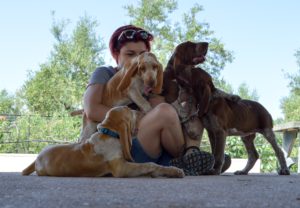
[[117, 29, 153, 43]]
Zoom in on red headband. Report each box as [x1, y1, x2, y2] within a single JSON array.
[[109, 25, 153, 63]]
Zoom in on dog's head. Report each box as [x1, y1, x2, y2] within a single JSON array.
[[117, 52, 163, 95], [173, 41, 208, 67], [100, 106, 143, 161]]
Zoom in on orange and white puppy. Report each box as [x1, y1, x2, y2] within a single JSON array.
[[79, 52, 163, 141], [108, 51, 163, 113], [72, 52, 163, 115], [22, 106, 184, 178]]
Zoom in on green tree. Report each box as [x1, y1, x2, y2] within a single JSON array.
[[0, 89, 21, 114], [0, 112, 81, 153], [237, 82, 259, 101], [281, 49, 300, 121], [124, 0, 233, 81], [22, 14, 105, 114]]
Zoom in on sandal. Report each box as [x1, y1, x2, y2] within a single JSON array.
[[169, 146, 215, 176]]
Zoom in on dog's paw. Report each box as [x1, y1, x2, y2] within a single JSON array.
[[278, 168, 290, 175], [234, 170, 248, 175], [168, 167, 185, 178], [142, 105, 152, 114]]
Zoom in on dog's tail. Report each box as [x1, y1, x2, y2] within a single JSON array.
[[22, 161, 35, 176]]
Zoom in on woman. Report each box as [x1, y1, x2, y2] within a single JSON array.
[[82, 24, 215, 175]]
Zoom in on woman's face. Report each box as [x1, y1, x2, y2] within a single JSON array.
[[117, 41, 148, 68]]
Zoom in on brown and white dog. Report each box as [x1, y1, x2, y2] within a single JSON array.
[[104, 52, 163, 112], [22, 106, 184, 178], [79, 52, 163, 141], [174, 53, 290, 175]]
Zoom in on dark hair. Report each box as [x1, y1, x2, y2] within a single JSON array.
[[109, 25, 153, 62]]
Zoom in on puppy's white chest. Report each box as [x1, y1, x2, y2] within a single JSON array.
[[91, 136, 122, 161]]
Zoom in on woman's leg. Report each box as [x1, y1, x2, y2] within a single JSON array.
[[136, 102, 215, 175], [137, 103, 185, 158]]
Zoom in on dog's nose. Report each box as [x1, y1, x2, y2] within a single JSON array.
[[201, 42, 209, 47], [197, 42, 209, 55]]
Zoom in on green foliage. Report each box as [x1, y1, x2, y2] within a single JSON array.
[[287, 50, 300, 95], [0, 90, 21, 114], [281, 94, 300, 121], [124, 0, 233, 79], [237, 82, 259, 101], [225, 137, 247, 159], [0, 113, 81, 153], [281, 49, 300, 121], [22, 14, 105, 114], [278, 47, 300, 173]]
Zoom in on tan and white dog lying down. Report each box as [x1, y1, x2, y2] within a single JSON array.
[[22, 106, 184, 178], [78, 51, 164, 141]]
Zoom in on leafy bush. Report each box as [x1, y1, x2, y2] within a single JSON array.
[[0, 113, 81, 153]]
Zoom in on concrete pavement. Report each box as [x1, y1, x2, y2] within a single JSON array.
[[0, 172, 299, 208]]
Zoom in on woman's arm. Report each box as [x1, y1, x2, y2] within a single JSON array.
[[83, 84, 111, 122]]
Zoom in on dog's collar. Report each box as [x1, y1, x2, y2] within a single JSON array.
[[98, 128, 120, 139]]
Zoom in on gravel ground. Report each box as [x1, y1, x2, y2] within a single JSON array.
[[0, 172, 300, 208]]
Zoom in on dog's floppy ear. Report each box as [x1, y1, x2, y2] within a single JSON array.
[[152, 63, 163, 94], [118, 122, 134, 162], [117, 58, 139, 91], [173, 54, 181, 70], [195, 82, 212, 117]]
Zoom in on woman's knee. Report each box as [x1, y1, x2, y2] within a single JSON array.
[[153, 103, 179, 123]]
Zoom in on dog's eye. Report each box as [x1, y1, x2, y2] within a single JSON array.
[[151, 64, 158, 70]]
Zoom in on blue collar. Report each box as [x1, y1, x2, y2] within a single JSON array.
[[98, 127, 120, 139]]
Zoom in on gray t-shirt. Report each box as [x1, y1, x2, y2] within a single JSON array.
[[88, 66, 117, 87], [87, 65, 140, 110]]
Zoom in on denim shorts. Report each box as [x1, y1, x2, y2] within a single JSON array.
[[130, 138, 173, 166]]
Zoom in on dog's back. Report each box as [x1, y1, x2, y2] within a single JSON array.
[[208, 98, 273, 133]]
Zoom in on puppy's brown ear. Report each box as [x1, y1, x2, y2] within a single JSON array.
[[152, 63, 163, 94], [118, 122, 134, 162], [117, 59, 139, 91]]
